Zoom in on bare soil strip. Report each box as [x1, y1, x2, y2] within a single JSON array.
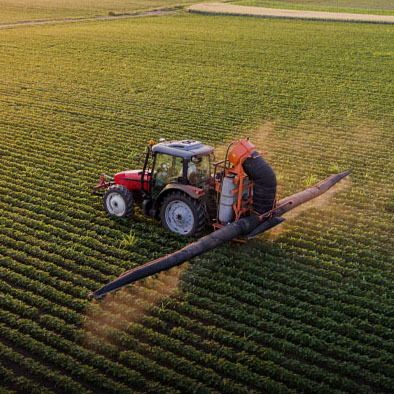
[[188, 3, 394, 23], [0, 10, 176, 29]]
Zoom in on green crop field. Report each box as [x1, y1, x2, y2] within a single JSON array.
[[0, 0, 196, 23], [1, 8, 394, 394], [232, 0, 394, 15]]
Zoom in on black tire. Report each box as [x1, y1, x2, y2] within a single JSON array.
[[160, 192, 206, 237], [103, 185, 134, 218]]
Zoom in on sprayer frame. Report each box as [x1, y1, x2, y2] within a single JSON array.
[[213, 138, 268, 227]]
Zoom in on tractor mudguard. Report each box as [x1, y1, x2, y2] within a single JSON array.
[[152, 183, 204, 216]]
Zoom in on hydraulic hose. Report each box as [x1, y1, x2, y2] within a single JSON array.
[[242, 152, 277, 215]]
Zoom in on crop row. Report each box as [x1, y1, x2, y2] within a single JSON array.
[[206, 247, 393, 322], [0, 307, 166, 394], [0, 133, 388, 249], [189, 268, 394, 353], [0, 258, 291, 393], [1, 261, 274, 393], [159, 297, 389, 394], [0, 340, 87, 394], [185, 272, 394, 371], [199, 251, 394, 330], [0, 362, 55, 394], [87, 284, 386, 394], [0, 258, 86, 317], [1, 111, 391, 207], [88, 298, 341, 394], [184, 290, 394, 391], [3, 242, 390, 394], [2, 211, 391, 346], [0, 177, 179, 257], [0, 294, 230, 394], [2, 133, 389, 246]]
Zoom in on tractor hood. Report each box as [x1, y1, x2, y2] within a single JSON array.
[[115, 170, 150, 192]]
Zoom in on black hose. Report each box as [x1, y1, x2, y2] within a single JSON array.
[[89, 215, 261, 298], [242, 152, 277, 215]]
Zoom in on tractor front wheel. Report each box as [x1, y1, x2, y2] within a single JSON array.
[[103, 185, 134, 218], [160, 192, 206, 237]]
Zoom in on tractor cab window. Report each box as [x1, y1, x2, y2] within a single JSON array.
[[188, 154, 211, 185], [153, 153, 183, 191]]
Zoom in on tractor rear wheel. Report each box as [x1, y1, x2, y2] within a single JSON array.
[[103, 185, 134, 218], [160, 192, 206, 237]]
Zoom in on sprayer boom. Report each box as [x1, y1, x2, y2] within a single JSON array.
[[89, 158, 351, 299]]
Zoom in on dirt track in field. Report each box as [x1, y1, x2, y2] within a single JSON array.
[[188, 3, 394, 24], [0, 10, 176, 29]]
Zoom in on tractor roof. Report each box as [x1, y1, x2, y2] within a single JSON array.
[[152, 140, 214, 159]]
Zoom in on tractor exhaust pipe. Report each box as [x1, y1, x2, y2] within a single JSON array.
[[88, 169, 350, 300]]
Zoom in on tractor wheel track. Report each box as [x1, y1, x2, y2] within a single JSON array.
[[0, 10, 176, 29], [188, 3, 394, 24]]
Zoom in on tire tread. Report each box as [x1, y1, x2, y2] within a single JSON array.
[[103, 184, 134, 218], [160, 192, 206, 237]]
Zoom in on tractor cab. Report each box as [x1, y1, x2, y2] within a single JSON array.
[[151, 139, 213, 194]]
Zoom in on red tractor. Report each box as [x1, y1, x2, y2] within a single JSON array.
[[93, 138, 278, 237]]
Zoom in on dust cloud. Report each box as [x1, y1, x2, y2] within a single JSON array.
[[214, 121, 275, 161], [267, 176, 351, 240], [83, 265, 185, 343]]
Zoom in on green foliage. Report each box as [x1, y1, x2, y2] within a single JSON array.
[[0, 11, 393, 394], [0, 0, 202, 24], [120, 229, 136, 249], [302, 174, 318, 187]]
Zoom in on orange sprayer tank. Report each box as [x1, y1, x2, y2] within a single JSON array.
[[216, 139, 256, 224], [228, 139, 255, 167]]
